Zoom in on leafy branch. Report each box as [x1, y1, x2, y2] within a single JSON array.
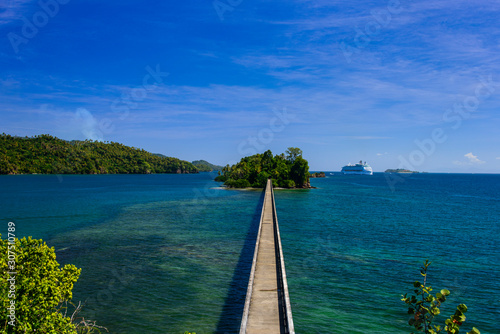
[[401, 260, 480, 334]]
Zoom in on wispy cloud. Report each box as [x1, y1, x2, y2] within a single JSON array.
[[1, 0, 500, 170], [465, 152, 485, 164], [340, 136, 392, 140], [454, 152, 486, 165], [0, 0, 32, 25]]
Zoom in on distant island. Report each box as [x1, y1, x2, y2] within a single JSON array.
[[0, 134, 198, 175], [310, 172, 326, 178], [385, 168, 419, 173], [215, 147, 311, 189], [191, 160, 223, 172]]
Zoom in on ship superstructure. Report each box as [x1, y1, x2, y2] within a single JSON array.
[[341, 161, 373, 175]]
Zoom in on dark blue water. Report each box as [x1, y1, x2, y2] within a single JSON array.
[[1, 173, 499, 333]]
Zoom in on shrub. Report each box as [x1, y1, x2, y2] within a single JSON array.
[[282, 179, 296, 188], [402, 260, 480, 334], [226, 178, 251, 188], [0, 234, 105, 333]]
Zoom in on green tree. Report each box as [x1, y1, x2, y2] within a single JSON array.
[[271, 154, 289, 187], [402, 260, 480, 334], [0, 235, 104, 333], [215, 148, 310, 188], [290, 156, 309, 187], [285, 147, 302, 164]]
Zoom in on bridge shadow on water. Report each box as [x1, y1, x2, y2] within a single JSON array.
[[215, 189, 265, 334]]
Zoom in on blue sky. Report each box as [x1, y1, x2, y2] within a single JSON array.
[[1, 0, 500, 172]]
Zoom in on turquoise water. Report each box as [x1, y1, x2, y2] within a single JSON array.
[[1, 173, 499, 333]]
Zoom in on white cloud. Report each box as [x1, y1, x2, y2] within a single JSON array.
[[464, 152, 485, 164], [455, 152, 486, 165]]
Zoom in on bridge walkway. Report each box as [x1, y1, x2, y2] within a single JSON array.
[[239, 179, 294, 334]]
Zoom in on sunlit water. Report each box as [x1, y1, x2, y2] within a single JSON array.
[[1, 173, 498, 333]]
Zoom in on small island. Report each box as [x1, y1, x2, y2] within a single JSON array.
[[310, 172, 326, 178], [215, 147, 312, 189], [385, 168, 419, 173]]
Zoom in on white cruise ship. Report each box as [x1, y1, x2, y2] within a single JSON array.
[[341, 161, 373, 175]]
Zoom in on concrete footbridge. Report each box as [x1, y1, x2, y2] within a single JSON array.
[[239, 179, 295, 334]]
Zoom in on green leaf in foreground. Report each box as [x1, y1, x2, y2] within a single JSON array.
[[402, 260, 479, 334]]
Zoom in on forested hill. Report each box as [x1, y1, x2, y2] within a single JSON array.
[[192, 160, 223, 172], [0, 134, 198, 175]]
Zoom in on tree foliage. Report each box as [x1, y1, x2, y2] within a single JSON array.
[[215, 148, 310, 188], [0, 134, 197, 175], [402, 260, 480, 334], [191, 160, 223, 172], [285, 147, 302, 164], [1, 235, 85, 333]]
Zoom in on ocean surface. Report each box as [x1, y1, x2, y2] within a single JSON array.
[[1, 172, 499, 333]]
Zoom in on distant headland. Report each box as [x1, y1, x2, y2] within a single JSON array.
[[385, 168, 420, 173], [191, 160, 223, 172], [0, 134, 198, 175]]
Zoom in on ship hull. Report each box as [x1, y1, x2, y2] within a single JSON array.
[[341, 163, 373, 175], [341, 169, 373, 175]]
